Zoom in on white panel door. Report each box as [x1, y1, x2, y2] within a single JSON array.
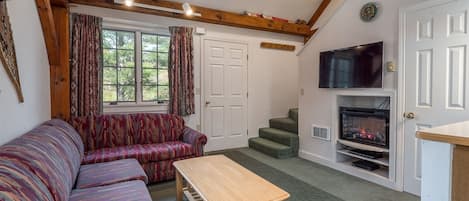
[[403, 0, 469, 195], [203, 39, 248, 152]]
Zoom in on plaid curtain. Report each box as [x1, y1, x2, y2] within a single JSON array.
[[168, 27, 195, 116], [70, 14, 102, 117]]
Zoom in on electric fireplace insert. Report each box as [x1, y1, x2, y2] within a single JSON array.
[[339, 107, 390, 149]]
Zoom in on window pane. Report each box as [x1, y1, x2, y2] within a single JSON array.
[[118, 68, 135, 85], [158, 69, 169, 85], [103, 49, 116, 66], [142, 52, 157, 68], [142, 34, 157, 52], [118, 86, 135, 102], [118, 50, 135, 68], [103, 30, 116, 49], [103, 67, 117, 85], [142, 69, 157, 85], [142, 86, 157, 101], [117, 31, 134, 49], [103, 85, 117, 102], [158, 86, 169, 100], [158, 53, 168, 68], [158, 36, 170, 52]]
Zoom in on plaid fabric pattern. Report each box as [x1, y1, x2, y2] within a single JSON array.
[[76, 159, 148, 189], [0, 125, 81, 201], [70, 181, 152, 201], [183, 127, 208, 157], [0, 160, 54, 201], [82, 142, 194, 165], [43, 119, 85, 160]]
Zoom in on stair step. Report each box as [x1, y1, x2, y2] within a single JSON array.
[[248, 137, 295, 159], [289, 108, 298, 122], [259, 128, 299, 152], [269, 118, 298, 133]]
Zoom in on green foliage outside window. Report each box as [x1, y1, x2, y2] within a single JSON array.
[[102, 29, 170, 104]]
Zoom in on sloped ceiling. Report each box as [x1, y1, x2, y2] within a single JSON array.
[[170, 0, 323, 21]]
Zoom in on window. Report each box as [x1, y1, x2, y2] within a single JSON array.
[[102, 29, 170, 108], [141, 34, 170, 102]]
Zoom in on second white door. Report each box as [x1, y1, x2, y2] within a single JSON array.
[[403, 0, 469, 195], [203, 39, 248, 152]]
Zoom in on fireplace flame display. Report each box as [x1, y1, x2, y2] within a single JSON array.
[[340, 107, 390, 148]]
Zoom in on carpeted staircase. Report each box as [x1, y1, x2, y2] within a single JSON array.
[[249, 108, 299, 159]]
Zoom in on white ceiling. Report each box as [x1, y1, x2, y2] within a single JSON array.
[[170, 0, 323, 21]]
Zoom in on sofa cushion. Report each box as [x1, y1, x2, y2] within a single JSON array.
[[76, 159, 148, 189], [70, 180, 152, 201], [82, 141, 194, 164], [71, 114, 135, 151], [0, 125, 81, 201], [71, 114, 186, 152], [130, 113, 185, 144], [43, 119, 85, 159], [0, 160, 54, 201]]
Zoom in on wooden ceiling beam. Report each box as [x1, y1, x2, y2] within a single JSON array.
[[304, 0, 332, 43], [69, 0, 313, 37], [51, 0, 69, 7], [35, 0, 60, 65], [308, 0, 332, 27]]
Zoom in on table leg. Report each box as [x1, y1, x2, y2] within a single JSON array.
[[176, 170, 183, 201]]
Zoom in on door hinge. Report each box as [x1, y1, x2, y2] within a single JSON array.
[[247, 92, 249, 98], [247, 129, 249, 136], [247, 54, 249, 60]]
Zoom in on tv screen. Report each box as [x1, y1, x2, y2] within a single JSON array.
[[319, 42, 383, 88]]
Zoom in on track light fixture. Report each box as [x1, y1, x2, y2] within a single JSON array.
[[182, 3, 193, 16]]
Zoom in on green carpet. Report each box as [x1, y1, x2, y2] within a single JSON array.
[[223, 150, 344, 201]]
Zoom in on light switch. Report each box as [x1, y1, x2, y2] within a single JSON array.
[[300, 88, 305, 96]]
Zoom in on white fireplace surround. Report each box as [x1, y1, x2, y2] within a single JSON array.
[[300, 89, 399, 190]]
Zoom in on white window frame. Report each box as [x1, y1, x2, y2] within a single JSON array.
[[102, 21, 171, 114]]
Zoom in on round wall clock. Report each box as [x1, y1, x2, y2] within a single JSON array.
[[360, 2, 379, 22]]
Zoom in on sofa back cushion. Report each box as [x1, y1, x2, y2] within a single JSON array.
[[71, 113, 185, 151], [130, 113, 185, 144], [0, 160, 54, 201], [43, 119, 85, 160], [71, 114, 135, 151], [0, 125, 81, 201]]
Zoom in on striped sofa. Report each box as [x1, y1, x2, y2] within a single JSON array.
[[0, 120, 152, 201], [70, 113, 208, 183]]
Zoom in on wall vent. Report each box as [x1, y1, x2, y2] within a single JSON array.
[[312, 125, 331, 141]]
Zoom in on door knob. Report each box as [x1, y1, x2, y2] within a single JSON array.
[[404, 112, 416, 119], [205, 101, 211, 105]]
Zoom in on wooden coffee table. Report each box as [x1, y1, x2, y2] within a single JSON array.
[[173, 155, 290, 201]]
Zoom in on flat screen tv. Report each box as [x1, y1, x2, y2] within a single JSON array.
[[319, 41, 383, 88]]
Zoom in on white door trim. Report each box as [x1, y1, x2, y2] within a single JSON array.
[[200, 36, 250, 150], [397, 0, 458, 193]]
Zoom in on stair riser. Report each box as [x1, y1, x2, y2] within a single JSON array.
[[289, 109, 298, 122], [269, 121, 298, 133], [248, 139, 296, 159], [259, 130, 299, 151]]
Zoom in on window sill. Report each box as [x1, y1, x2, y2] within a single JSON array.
[[103, 103, 168, 114]]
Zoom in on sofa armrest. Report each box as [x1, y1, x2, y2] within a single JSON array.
[[182, 127, 208, 156]]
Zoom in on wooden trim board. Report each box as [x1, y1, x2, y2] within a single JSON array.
[[260, 42, 296, 51]]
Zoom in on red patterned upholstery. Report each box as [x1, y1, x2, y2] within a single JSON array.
[[82, 142, 194, 164], [71, 113, 207, 183]]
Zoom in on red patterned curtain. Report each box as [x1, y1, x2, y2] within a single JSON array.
[[70, 14, 102, 117], [168, 27, 195, 116]]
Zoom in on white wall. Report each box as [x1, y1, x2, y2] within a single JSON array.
[[71, 5, 301, 139], [298, 0, 424, 164], [0, 0, 51, 145]]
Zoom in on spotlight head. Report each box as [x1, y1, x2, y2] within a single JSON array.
[[124, 0, 134, 7], [182, 3, 194, 16]]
